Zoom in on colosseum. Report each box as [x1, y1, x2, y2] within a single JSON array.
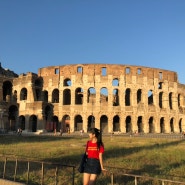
[[0, 63, 185, 134]]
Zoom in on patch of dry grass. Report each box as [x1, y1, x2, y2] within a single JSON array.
[[0, 135, 185, 184]]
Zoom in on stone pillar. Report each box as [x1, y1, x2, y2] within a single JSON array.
[[120, 115, 126, 133], [70, 115, 75, 132]]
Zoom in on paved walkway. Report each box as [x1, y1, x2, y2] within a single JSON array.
[[0, 179, 25, 185]]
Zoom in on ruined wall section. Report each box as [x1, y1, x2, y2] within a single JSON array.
[[7, 64, 183, 133]]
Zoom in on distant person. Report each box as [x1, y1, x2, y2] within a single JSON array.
[[17, 128, 22, 136], [83, 128, 106, 185]]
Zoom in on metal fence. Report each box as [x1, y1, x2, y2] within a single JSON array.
[[1, 155, 185, 185]]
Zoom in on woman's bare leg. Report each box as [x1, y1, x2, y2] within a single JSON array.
[[89, 174, 98, 185], [83, 173, 90, 185]]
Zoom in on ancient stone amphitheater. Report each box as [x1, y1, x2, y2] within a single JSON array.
[[0, 63, 185, 134]]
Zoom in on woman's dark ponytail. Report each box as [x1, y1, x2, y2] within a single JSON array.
[[89, 128, 103, 150]]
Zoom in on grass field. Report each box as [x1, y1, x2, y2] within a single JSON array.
[[0, 134, 185, 185]]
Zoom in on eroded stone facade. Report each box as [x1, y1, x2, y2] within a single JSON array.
[[1, 63, 185, 134]]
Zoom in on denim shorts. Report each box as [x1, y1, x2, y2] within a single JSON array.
[[84, 158, 101, 175]]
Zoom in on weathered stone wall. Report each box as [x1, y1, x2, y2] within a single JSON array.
[[1, 64, 185, 134]]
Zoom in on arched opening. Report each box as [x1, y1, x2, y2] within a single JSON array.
[[113, 115, 120, 132], [3, 81, 12, 102], [100, 115, 108, 133], [179, 118, 182, 133], [125, 88, 131, 106], [170, 118, 174, 133], [88, 115, 95, 131], [18, 115, 25, 130], [137, 89, 142, 104], [160, 117, 165, 133], [149, 117, 154, 133], [169, 92, 173, 109], [63, 78, 72, 86], [148, 90, 153, 105], [61, 115, 70, 133], [20, 88, 27, 100], [100, 88, 108, 104], [126, 116, 132, 133], [8, 105, 18, 131], [159, 92, 163, 108], [74, 115, 83, 131], [45, 105, 53, 132], [29, 115, 37, 132], [52, 89, 59, 103], [63, 89, 71, 105], [34, 77, 43, 101], [75, 88, 83, 105], [87, 87, 96, 104], [43, 90, 48, 102], [113, 89, 119, 106], [137, 116, 143, 133], [112, 78, 119, 86]]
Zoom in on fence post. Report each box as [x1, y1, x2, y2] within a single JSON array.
[[14, 158, 18, 181], [162, 180, 165, 185], [72, 166, 75, 185], [27, 161, 30, 185], [55, 166, 58, 185], [135, 176, 137, 185], [41, 162, 44, 185], [3, 157, 7, 179], [111, 172, 114, 185]]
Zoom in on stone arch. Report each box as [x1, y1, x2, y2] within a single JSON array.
[[63, 89, 71, 105], [137, 116, 143, 133], [100, 115, 108, 133], [179, 118, 183, 133], [159, 92, 163, 108], [8, 105, 18, 131], [75, 88, 83, 104], [170, 117, 174, 133], [34, 77, 43, 101], [45, 105, 53, 131], [61, 115, 70, 133], [53, 115, 59, 132], [113, 115, 120, 132], [148, 90, 153, 105], [113, 89, 119, 106], [148, 117, 154, 133], [74, 114, 83, 131], [87, 87, 96, 104], [29, 115, 37, 132], [13, 90, 17, 102], [100, 87, 108, 103], [18, 115, 25, 130], [169, 92, 173, 109], [20, 88, 27, 100], [52, 89, 59, 103], [125, 88, 131, 106], [88, 115, 95, 131], [63, 78, 72, 86], [112, 78, 119, 86], [158, 82, 163, 89], [125, 116, 132, 133], [3, 80, 12, 102], [160, 117, 165, 133], [137, 89, 142, 104], [43, 90, 48, 102]]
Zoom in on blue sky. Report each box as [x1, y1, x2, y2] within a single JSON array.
[[0, 0, 185, 83]]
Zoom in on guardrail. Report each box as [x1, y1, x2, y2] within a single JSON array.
[[0, 155, 75, 185], [1, 155, 185, 185], [107, 172, 185, 185]]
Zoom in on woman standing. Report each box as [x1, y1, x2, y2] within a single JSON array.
[[83, 128, 106, 185]]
